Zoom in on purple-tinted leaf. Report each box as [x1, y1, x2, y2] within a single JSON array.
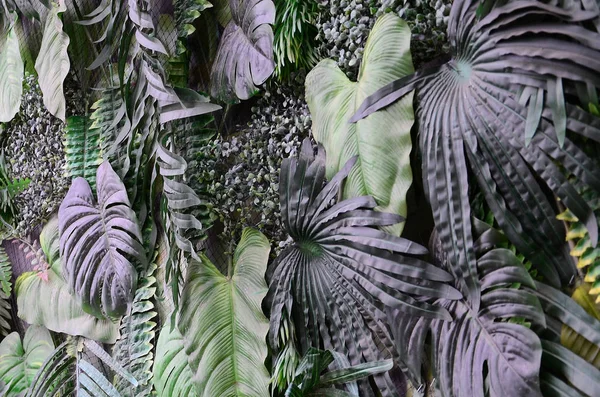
[[58, 161, 146, 319], [210, 0, 275, 102]]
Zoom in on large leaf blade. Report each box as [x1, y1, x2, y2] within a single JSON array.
[[58, 161, 145, 319], [34, 1, 70, 122], [178, 228, 271, 397], [306, 14, 415, 236], [0, 19, 24, 122], [0, 326, 54, 396]]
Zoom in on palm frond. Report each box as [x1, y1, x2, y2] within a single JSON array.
[[265, 139, 460, 396], [352, 0, 600, 310]]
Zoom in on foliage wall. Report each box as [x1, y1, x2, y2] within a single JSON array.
[[0, 1, 600, 397]]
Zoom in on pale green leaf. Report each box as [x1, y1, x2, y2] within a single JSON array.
[[305, 14, 415, 236], [0, 326, 54, 396], [35, 2, 70, 121], [153, 318, 197, 397], [0, 20, 24, 122], [178, 228, 271, 397], [15, 217, 120, 343]]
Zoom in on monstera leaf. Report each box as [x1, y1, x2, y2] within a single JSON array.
[[58, 161, 146, 319], [35, 1, 70, 122], [351, 0, 600, 309], [153, 318, 197, 397], [306, 14, 415, 236], [0, 17, 24, 123], [16, 216, 120, 343], [178, 228, 271, 397], [391, 246, 546, 397], [264, 140, 460, 396], [0, 326, 54, 396], [210, 0, 275, 102]]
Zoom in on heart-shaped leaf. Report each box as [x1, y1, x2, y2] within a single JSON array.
[[306, 14, 415, 236], [0, 326, 54, 396], [58, 161, 146, 319]]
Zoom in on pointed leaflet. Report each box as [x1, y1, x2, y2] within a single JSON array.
[[64, 116, 103, 188], [35, 1, 70, 122], [178, 228, 271, 397], [58, 161, 146, 319], [0, 17, 24, 122], [306, 14, 414, 237], [0, 326, 54, 396], [210, 0, 275, 102], [0, 246, 12, 337], [16, 216, 120, 343]]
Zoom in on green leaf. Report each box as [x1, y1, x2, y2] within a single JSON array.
[[34, 1, 70, 122], [153, 318, 197, 397], [178, 228, 271, 397], [15, 216, 120, 343], [0, 245, 12, 337], [58, 161, 146, 319], [64, 116, 103, 188], [0, 18, 24, 122], [392, 248, 546, 396], [0, 326, 54, 396], [306, 14, 415, 236]]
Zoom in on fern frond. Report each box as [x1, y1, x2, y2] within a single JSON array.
[[64, 115, 103, 188], [174, 0, 213, 40], [113, 263, 158, 396], [26, 337, 138, 397], [0, 151, 29, 220], [0, 245, 12, 337]]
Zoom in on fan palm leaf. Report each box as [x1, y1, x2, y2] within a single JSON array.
[[351, 0, 600, 310]]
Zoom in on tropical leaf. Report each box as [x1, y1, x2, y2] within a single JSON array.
[[351, 0, 600, 308], [265, 139, 460, 396], [210, 0, 275, 102], [152, 318, 197, 397], [273, 0, 318, 79], [26, 338, 138, 397], [58, 161, 146, 319], [64, 115, 103, 188], [0, 326, 54, 396], [560, 284, 600, 367], [390, 247, 546, 397], [306, 14, 415, 237], [35, 1, 70, 122], [285, 348, 393, 397], [0, 245, 12, 337], [15, 216, 120, 343], [113, 262, 157, 397], [178, 228, 271, 397], [527, 281, 600, 396], [0, 16, 24, 123]]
